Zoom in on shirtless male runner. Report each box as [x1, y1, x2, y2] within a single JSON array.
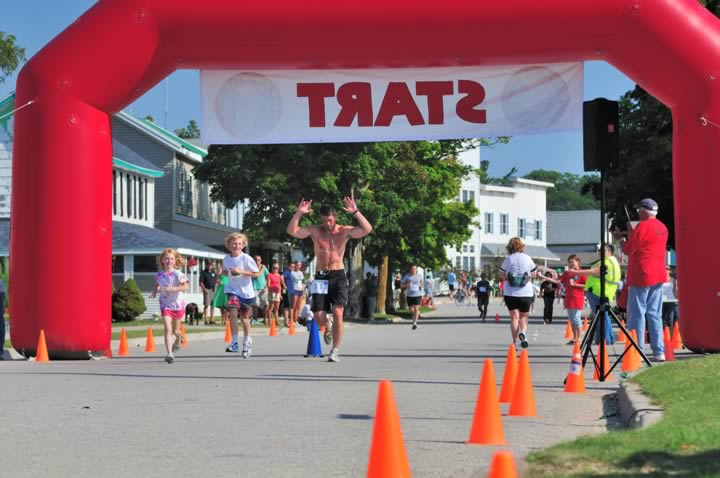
[[286, 196, 373, 362]]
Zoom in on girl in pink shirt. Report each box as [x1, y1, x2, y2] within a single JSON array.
[[150, 248, 189, 363]]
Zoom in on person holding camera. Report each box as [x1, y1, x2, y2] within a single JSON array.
[[613, 198, 669, 362]]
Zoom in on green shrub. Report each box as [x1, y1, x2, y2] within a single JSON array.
[[112, 278, 146, 322]]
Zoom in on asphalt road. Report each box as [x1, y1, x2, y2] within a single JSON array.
[[1, 298, 620, 478]]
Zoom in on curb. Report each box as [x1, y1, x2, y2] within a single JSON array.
[[616, 381, 664, 429]]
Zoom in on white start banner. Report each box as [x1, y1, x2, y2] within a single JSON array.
[[200, 63, 583, 144]]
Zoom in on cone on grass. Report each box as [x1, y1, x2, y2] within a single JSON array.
[[621, 330, 641, 372], [487, 451, 518, 478], [145, 327, 156, 352], [467, 359, 506, 445], [224, 321, 232, 343], [499, 343, 518, 404], [35, 329, 49, 362], [663, 327, 676, 361], [582, 317, 588, 331], [288, 319, 296, 336], [592, 340, 613, 381], [495, 313, 500, 323], [672, 322, 683, 350], [564, 321, 572, 339], [508, 350, 537, 417], [118, 328, 129, 356], [367, 381, 411, 478], [269, 318, 278, 336], [180, 323, 188, 348]]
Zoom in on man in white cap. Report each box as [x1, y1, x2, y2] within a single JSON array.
[[613, 198, 669, 361]]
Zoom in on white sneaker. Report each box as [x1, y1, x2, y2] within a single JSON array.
[[328, 348, 340, 362], [412, 322, 418, 330], [651, 353, 666, 363], [165, 354, 175, 364], [518, 331, 529, 349], [242, 337, 252, 359]]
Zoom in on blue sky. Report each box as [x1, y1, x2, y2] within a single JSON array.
[[1, 1, 635, 176]]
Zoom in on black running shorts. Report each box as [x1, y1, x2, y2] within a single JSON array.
[[504, 296, 533, 313], [311, 270, 349, 312]]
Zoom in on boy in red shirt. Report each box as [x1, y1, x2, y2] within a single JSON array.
[[546, 254, 587, 344]]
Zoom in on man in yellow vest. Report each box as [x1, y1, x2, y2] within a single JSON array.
[[575, 244, 622, 344]]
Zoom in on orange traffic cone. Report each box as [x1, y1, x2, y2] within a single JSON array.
[[367, 381, 411, 478], [509, 350, 537, 417], [564, 321, 572, 340], [118, 328, 129, 356], [592, 340, 613, 381], [672, 322, 683, 350], [621, 330, 641, 372], [663, 327, 675, 361], [564, 347, 586, 393], [224, 321, 232, 343], [617, 321, 627, 343], [35, 329, 49, 362], [499, 344, 518, 404], [495, 313, 500, 323], [582, 317, 588, 331], [289, 319, 296, 336], [180, 323, 188, 348], [145, 327, 156, 352], [269, 318, 278, 337], [487, 451, 518, 478], [467, 359, 506, 445]]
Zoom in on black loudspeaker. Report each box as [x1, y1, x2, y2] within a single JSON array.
[[583, 98, 619, 172]]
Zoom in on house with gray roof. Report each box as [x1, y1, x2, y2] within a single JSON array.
[[546, 210, 607, 267]]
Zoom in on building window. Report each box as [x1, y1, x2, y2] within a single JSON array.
[[500, 213, 509, 235], [469, 190, 475, 204], [456, 256, 461, 269], [526, 220, 535, 240], [462, 245, 468, 252], [462, 190, 468, 202], [134, 255, 158, 273], [463, 256, 469, 270], [126, 174, 132, 218], [470, 257, 476, 271], [484, 212, 494, 234], [535, 220, 543, 240], [119, 173, 124, 217], [470, 245, 475, 253], [518, 218, 526, 238], [139, 177, 144, 220]]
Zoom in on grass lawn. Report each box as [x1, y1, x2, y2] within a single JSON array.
[[526, 354, 720, 477]]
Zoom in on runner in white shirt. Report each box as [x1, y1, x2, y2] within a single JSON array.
[[401, 265, 424, 330]]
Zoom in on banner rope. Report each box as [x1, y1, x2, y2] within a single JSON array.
[[0, 99, 36, 121]]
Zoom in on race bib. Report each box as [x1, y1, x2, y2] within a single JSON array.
[[410, 284, 420, 292], [311, 280, 329, 294], [479, 287, 487, 293]]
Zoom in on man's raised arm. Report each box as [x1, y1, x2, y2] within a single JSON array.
[[342, 195, 373, 238], [287, 199, 314, 239]]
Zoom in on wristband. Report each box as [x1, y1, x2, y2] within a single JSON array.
[[351, 209, 359, 215]]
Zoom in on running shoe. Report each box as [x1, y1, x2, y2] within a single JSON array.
[[165, 354, 175, 364], [412, 322, 418, 330], [327, 348, 340, 362], [225, 343, 239, 353], [518, 331, 529, 349], [242, 337, 252, 359]]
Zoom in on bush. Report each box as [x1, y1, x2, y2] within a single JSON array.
[[112, 278, 146, 322]]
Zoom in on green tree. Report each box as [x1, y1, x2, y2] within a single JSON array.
[[523, 169, 600, 211], [111, 278, 146, 322], [174, 120, 201, 139], [0, 32, 26, 84]]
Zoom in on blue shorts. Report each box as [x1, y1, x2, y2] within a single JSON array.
[[566, 309, 582, 328]]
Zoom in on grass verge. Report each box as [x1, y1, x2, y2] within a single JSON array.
[[526, 354, 720, 477]]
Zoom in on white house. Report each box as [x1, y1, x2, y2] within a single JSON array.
[[446, 146, 558, 274]]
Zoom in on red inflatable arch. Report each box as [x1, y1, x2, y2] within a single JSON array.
[[12, 0, 720, 356]]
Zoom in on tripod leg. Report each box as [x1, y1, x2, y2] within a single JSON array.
[[609, 308, 652, 367]]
